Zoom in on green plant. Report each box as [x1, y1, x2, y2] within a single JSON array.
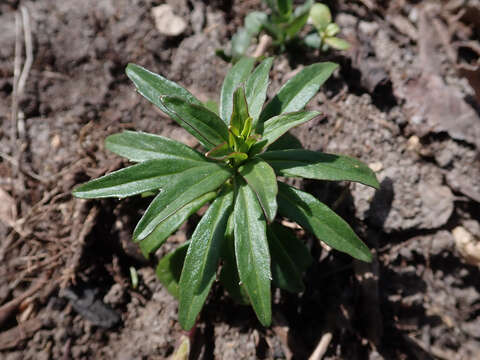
[[219, 0, 349, 62], [73, 57, 379, 330]]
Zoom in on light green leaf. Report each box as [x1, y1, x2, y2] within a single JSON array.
[[220, 57, 255, 124], [73, 158, 209, 199], [258, 62, 338, 124], [179, 187, 233, 330], [277, 182, 372, 262], [324, 37, 351, 50], [309, 3, 331, 31], [245, 11, 267, 36], [234, 177, 271, 326], [231, 28, 252, 61], [161, 96, 230, 150], [268, 223, 312, 292], [230, 87, 250, 136], [126, 63, 201, 113], [259, 149, 380, 189], [245, 57, 273, 127], [238, 158, 278, 222], [259, 110, 319, 148], [105, 131, 205, 163], [155, 242, 190, 299], [304, 32, 321, 49], [133, 165, 232, 241], [138, 191, 216, 257]]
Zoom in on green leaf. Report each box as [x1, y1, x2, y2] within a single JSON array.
[[133, 164, 232, 241], [155, 242, 190, 299], [258, 62, 338, 124], [238, 158, 278, 222], [277, 0, 293, 17], [234, 177, 271, 326], [220, 57, 255, 124], [259, 110, 319, 148], [324, 37, 351, 50], [161, 96, 230, 150], [285, 9, 309, 39], [105, 131, 205, 163], [230, 87, 250, 136], [267, 132, 303, 151], [304, 32, 321, 49], [205, 142, 232, 160], [259, 149, 380, 189], [73, 158, 210, 199], [231, 28, 252, 61], [245, 57, 273, 127], [219, 215, 250, 305], [203, 100, 219, 116], [245, 11, 267, 36], [126, 63, 202, 113], [325, 23, 340, 37], [268, 223, 312, 292], [277, 182, 372, 262], [179, 187, 233, 330], [138, 191, 216, 257], [294, 0, 313, 17], [309, 3, 331, 31]]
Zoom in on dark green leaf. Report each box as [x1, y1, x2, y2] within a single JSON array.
[[73, 158, 209, 199], [245, 57, 273, 127], [277, 182, 372, 262], [133, 164, 232, 241], [205, 142, 232, 160], [234, 177, 271, 326], [220, 57, 255, 124], [230, 87, 250, 136], [258, 62, 338, 124], [238, 158, 278, 222], [203, 100, 219, 116], [294, 0, 313, 17], [285, 10, 309, 39], [259, 149, 380, 188], [161, 96, 229, 150], [138, 191, 216, 257], [105, 131, 205, 163], [179, 187, 233, 330], [259, 111, 319, 148], [277, 0, 293, 17], [268, 223, 312, 292], [267, 132, 303, 151], [220, 215, 250, 305], [126, 63, 202, 112], [155, 242, 190, 299]]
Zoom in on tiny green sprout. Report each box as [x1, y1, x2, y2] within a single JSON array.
[[305, 3, 351, 51], [73, 57, 379, 330], [218, 1, 349, 62]]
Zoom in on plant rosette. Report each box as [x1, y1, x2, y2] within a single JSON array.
[[73, 56, 379, 330]]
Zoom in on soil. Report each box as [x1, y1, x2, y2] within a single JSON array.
[[1, 0, 480, 359]]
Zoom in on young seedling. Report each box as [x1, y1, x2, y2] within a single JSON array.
[[219, 0, 349, 62], [73, 57, 379, 330]]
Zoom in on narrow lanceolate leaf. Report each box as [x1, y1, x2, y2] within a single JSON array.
[[126, 63, 202, 113], [234, 177, 271, 326], [155, 242, 190, 299], [178, 187, 233, 330], [285, 8, 309, 39], [245, 57, 273, 126], [220, 57, 255, 124], [160, 96, 230, 150], [73, 158, 208, 199], [258, 62, 338, 124], [138, 191, 216, 257], [105, 131, 205, 163], [268, 223, 313, 292], [277, 182, 372, 262], [230, 87, 250, 136], [259, 111, 319, 148], [259, 149, 380, 189], [134, 164, 232, 241], [220, 215, 249, 305], [238, 158, 278, 222]]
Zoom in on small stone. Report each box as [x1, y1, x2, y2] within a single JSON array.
[[435, 147, 453, 167], [453, 226, 480, 266], [151, 4, 187, 36], [369, 161, 383, 172]]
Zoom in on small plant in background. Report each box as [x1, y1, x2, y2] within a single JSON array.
[[218, 0, 350, 63], [73, 57, 378, 330]]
